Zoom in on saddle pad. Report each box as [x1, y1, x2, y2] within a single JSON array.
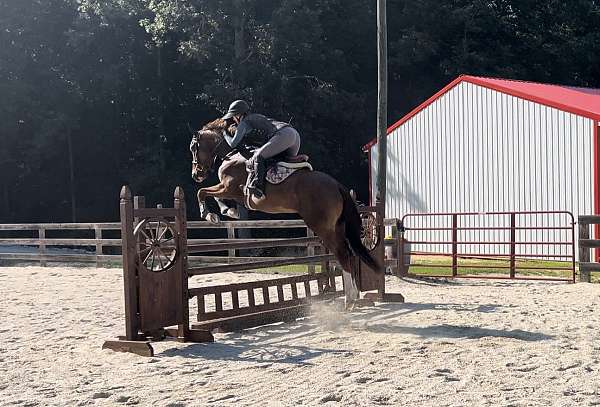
[[266, 161, 313, 184]]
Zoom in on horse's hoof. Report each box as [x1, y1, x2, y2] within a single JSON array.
[[225, 208, 240, 219], [206, 213, 220, 224]]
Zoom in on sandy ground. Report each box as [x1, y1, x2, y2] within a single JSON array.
[[1, 267, 600, 407]]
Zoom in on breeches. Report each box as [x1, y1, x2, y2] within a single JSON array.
[[255, 127, 301, 159]]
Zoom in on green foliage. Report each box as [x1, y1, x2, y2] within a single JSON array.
[[1, 0, 600, 222]]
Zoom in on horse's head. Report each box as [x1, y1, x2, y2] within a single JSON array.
[[190, 119, 231, 183], [190, 130, 219, 183]]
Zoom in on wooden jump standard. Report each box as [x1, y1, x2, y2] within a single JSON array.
[[103, 186, 402, 356]]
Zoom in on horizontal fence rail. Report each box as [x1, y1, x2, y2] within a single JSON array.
[[0, 223, 121, 267], [3, 212, 592, 285], [0, 219, 323, 269]]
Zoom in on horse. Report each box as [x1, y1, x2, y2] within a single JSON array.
[[189, 119, 381, 306]]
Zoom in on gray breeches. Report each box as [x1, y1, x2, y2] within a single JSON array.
[[255, 126, 301, 159]]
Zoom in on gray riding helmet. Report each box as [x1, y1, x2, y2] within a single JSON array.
[[222, 100, 250, 120]]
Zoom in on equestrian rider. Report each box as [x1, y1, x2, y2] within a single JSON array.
[[221, 100, 301, 198]]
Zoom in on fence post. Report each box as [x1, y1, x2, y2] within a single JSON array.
[[95, 226, 102, 268], [121, 186, 139, 340], [320, 246, 330, 274], [579, 220, 591, 282], [396, 220, 407, 276], [133, 196, 145, 225], [174, 186, 191, 340], [390, 222, 398, 275], [227, 225, 236, 261], [510, 213, 516, 279], [38, 228, 46, 267], [451, 215, 458, 277], [307, 228, 315, 274]]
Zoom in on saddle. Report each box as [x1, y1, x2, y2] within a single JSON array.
[[273, 154, 310, 164], [265, 154, 312, 185]]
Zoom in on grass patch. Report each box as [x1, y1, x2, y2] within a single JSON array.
[[250, 264, 324, 275], [407, 255, 575, 280]]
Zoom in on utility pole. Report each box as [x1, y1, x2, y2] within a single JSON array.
[[376, 0, 388, 212]]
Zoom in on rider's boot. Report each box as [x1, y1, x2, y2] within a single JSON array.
[[246, 155, 267, 198]]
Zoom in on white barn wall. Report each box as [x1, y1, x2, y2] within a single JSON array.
[[371, 81, 596, 259]]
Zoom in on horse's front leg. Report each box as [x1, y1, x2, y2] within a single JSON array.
[[215, 198, 240, 219], [197, 184, 228, 224]]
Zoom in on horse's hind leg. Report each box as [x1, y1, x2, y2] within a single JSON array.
[[312, 225, 364, 309]]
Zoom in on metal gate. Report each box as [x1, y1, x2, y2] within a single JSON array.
[[392, 211, 576, 282]]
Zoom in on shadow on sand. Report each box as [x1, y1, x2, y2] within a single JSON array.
[[396, 275, 566, 288], [160, 298, 552, 361], [364, 323, 553, 341]]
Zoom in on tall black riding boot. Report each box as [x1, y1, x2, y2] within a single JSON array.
[[247, 155, 267, 198]]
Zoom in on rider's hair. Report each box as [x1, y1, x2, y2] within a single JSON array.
[[200, 118, 237, 138], [202, 118, 228, 132]]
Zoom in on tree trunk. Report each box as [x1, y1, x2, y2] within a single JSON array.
[[1, 181, 9, 221], [157, 45, 166, 174], [67, 131, 77, 222], [232, 0, 247, 86]]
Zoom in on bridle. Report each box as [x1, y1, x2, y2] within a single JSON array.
[[190, 130, 234, 178]]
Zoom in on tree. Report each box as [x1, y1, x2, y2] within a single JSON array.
[[2, 0, 600, 222]]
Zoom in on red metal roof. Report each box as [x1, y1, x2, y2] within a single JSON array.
[[364, 75, 600, 151]]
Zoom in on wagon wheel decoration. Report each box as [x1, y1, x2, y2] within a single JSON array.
[[133, 219, 178, 272], [360, 212, 380, 251]]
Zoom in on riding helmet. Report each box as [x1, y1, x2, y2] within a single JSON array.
[[222, 100, 250, 120]]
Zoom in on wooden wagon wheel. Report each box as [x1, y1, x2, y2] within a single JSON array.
[[133, 218, 178, 272], [360, 212, 380, 251]]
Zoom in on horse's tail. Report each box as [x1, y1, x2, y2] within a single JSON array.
[[338, 186, 381, 272]]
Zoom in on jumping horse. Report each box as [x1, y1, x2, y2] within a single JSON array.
[[189, 119, 381, 306]]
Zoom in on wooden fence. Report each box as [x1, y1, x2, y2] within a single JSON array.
[[5, 216, 597, 284], [578, 215, 600, 282], [0, 220, 319, 268]]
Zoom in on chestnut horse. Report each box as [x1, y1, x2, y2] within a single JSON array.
[[190, 119, 381, 305]]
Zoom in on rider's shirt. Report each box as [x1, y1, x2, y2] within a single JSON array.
[[224, 113, 289, 148]]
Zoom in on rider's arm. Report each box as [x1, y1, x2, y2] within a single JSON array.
[[224, 120, 252, 148], [236, 144, 253, 160]]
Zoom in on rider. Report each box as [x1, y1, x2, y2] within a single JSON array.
[[221, 100, 301, 198]]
